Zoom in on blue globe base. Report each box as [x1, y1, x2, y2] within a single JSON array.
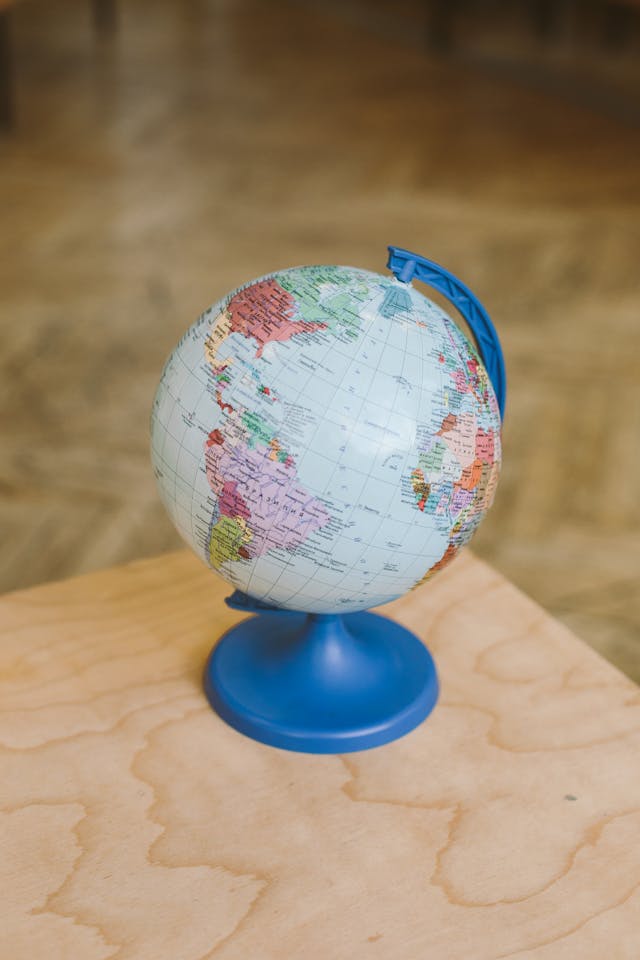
[[203, 609, 439, 753]]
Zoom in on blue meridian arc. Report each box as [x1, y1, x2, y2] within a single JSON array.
[[387, 245, 507, 421]]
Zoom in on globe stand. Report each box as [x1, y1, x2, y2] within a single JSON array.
[[203, 599, 439, 753]]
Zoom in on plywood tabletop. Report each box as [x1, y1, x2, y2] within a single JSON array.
[[1, 550, 639, 960]]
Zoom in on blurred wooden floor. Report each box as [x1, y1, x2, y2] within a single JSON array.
[[1, 0, 639, 680]]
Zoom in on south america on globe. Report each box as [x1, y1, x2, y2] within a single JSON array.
[[151, 257, 502, 614]]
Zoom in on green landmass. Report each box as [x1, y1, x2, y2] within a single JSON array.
[[242, 410, 273, 446], [241, 410, 290, 462], [278, 267, 371, 338], [209, 515, 251, 567], [418, 441, 445, 473]]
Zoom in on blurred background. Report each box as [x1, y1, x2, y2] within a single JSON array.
[[1, 0, 639, 679]]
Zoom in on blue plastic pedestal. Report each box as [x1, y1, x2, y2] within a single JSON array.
[[203, 610, 439, 753]]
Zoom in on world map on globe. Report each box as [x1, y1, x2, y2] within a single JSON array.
[[151, 265, 501, 613]]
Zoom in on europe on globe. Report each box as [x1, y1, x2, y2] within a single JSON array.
[[150, 253, 502, 616]]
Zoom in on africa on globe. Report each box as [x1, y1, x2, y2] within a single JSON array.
[[150, 253, 502, 616]]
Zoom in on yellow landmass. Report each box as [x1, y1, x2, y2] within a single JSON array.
[[209, 514, 252, 568], [204, 308, 233, 370]]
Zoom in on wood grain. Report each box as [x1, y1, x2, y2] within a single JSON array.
[[1, 549, 639, 959]]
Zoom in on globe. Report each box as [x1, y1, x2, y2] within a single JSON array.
[[151, 263, 501, 609], [150, 247, 505, 752]]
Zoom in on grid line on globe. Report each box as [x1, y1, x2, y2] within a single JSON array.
[[151, 264, 501, 614]]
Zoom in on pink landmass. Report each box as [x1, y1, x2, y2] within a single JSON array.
[[205, 437, 330, 557], [219, 480, 251, 521], [440, 411, 477, 468], [227, 278, 327, 358], [451, 369, 469, 394], [475, 428, 495, 463]]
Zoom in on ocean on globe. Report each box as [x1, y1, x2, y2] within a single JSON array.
[[151, 265, 501, 614]]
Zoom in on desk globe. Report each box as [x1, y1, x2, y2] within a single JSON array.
[[150, 247, 506, 752]]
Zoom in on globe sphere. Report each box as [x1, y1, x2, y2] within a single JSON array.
[[151, 265, 501, 613]]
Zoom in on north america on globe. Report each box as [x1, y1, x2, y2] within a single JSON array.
[[151, 264, 501, 613]]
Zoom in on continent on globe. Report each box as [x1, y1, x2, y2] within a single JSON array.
[[207, 277, 328, 363], [204, 432, 330, 561], [150, 263, 502, 613]]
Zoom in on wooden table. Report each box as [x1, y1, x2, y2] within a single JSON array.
[[2, 551, 639, 959]]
